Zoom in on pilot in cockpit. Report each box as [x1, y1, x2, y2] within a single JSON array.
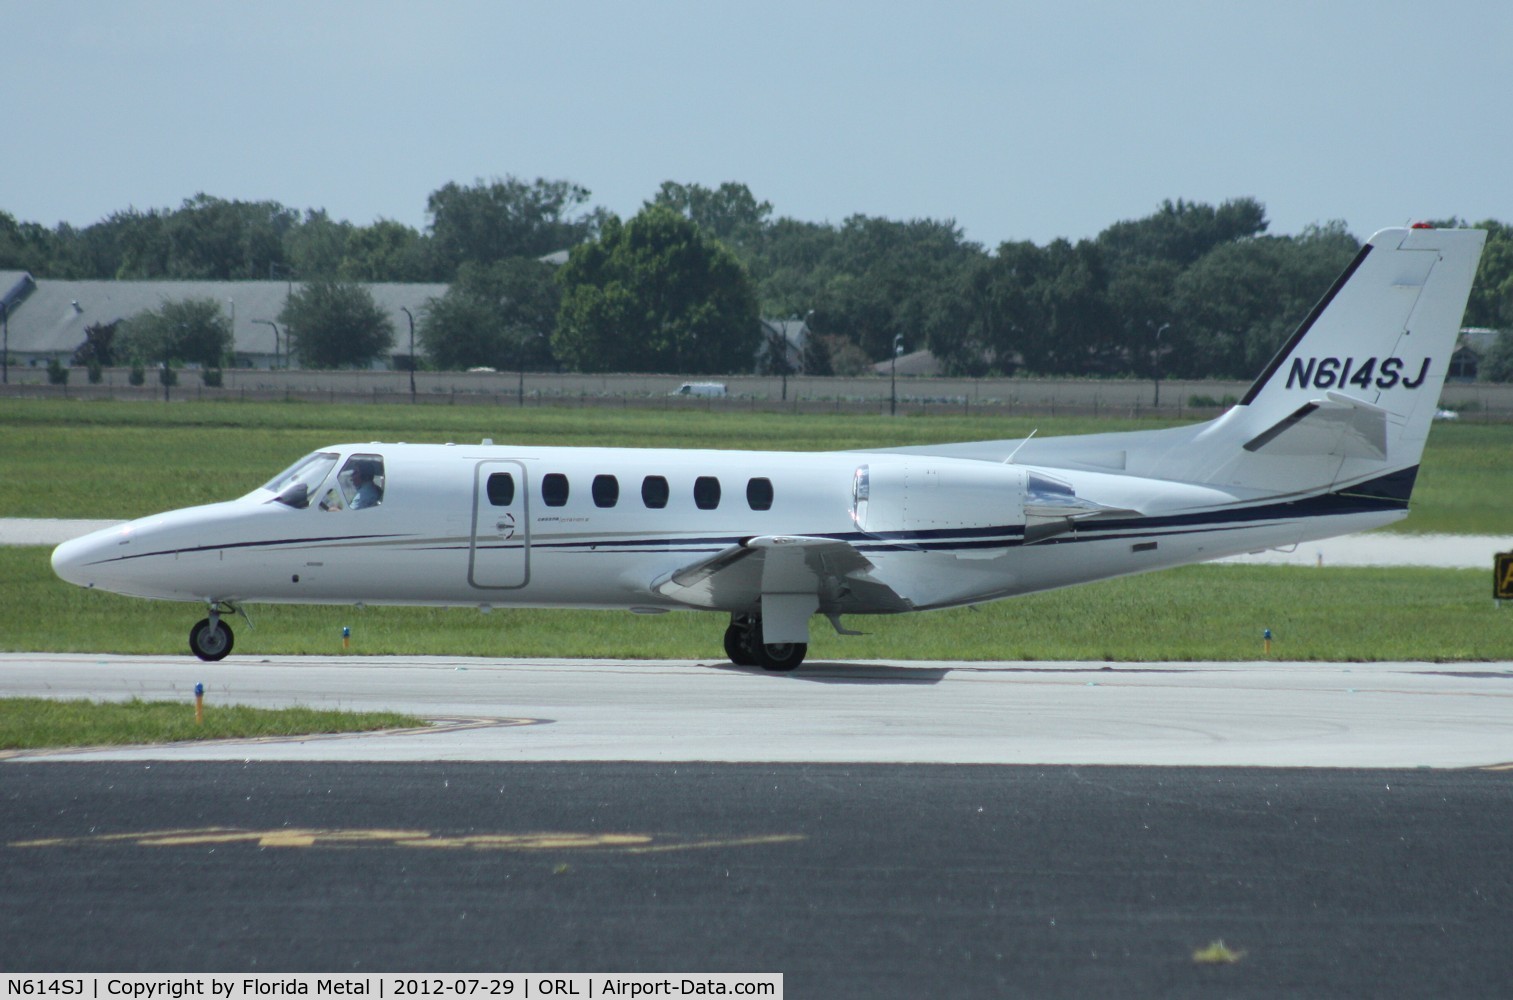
[[349, 461, 383, 509], [321, 455, 385, 511]]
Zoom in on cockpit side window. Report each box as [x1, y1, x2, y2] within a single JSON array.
[[321, 454, 386, 511], [264, 452, 339, 509]]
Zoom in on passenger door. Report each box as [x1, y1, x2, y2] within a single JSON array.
[[470, 461, 529, 589]]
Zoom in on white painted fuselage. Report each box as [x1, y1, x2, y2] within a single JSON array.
[[50, 442, 1401, 614]]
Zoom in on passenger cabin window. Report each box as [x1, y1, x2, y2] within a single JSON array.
[[542, 473, 570, 507], [592, 474, 619, 508], [746, 477, 773, 511], [487, 472, 515, 506], [694, 476, 721, 510], [641, 475, 669, 509], [321, 454, 385, 511]]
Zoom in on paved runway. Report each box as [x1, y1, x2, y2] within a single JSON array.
[[5, 654, 1513, 995], [3, 653, 1512, 767]]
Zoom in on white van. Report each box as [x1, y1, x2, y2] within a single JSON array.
[[674, 382, 728, 397]]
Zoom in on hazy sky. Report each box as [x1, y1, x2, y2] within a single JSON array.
[[4, 0, 1510, 248]]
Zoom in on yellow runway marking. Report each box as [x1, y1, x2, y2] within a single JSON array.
[[10, 827, 805, 853]]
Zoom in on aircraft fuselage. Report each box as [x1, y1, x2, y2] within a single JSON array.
[[52, 442, 1404, 617]]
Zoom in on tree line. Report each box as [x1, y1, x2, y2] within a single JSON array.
[[4, 180, 1511, 379]]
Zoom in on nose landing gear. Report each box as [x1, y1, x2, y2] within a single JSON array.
[[189, 603, 235, 661]]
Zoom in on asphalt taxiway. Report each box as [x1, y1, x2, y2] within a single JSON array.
[[4, 760, 1512, 996], [4, 654, 1512, 996]]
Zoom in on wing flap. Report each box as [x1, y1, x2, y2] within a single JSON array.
[[652, 535, 911, 616]]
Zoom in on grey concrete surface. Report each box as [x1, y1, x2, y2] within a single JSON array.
[[1216, 531, 1512, 568], [0, 518, 124, 546], [4, 653, 1511, 768]]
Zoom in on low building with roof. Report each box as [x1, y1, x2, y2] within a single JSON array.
[[0, 274, 446, 371], [1448, 328, 1505, 382]]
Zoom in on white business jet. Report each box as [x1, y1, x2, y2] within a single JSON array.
[[52, 226, 1485, 669]]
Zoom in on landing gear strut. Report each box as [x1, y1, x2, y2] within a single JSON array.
[[724, 614, 806, 672], [190, 604, 235, 661]]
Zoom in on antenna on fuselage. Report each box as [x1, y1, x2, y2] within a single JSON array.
[[1005, 429, 1038, 464]]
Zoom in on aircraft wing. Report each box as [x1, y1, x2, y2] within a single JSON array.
[[652, 535, 913, 618]]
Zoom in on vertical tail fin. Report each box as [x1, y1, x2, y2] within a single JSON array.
[[1179, 226, 1485, 493]]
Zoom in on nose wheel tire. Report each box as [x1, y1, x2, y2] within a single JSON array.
[[190, 617, 234, 661]]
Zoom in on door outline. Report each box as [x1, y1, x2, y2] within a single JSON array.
[[469, 461, 530, 589]]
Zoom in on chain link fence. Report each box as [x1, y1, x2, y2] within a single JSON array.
[[4, 367, 1510, 420]]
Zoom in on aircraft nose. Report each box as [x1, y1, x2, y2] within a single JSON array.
[[51, 526, 128, 590]]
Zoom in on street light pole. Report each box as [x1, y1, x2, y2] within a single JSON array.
[[797, 309, 815, 403], [253, 320, 280, 371], [890, 334, 904, 416], [1, 300, 8, 385], [517, 331, 544, 408], [1153, 322, 1169, 409], [400, 307, 416, 403], [270, 264, 295, 366], [780, 329, 789, 402]]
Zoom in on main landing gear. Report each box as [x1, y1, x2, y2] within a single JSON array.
[[189, 603, 235, 662], [724, 614, 807, 672]]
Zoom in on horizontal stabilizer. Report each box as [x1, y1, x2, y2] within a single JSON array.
[[1242, 392, 1388, 460]]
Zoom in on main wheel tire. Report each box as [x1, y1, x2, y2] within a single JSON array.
[[752, 640, 806, 672], [190, 618, 234, 661], [723, 623, 758, 666]]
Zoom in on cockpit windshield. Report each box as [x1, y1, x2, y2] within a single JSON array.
[[319, 454, 386, 511], [258, 452, 339, 509]]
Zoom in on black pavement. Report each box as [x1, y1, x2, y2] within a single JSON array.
[[2, 762, 1510, 998]]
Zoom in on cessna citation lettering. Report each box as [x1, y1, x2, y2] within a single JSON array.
[[53, 227, 1485, 671]]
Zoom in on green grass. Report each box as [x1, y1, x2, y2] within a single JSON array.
[[3, 398, 1507, 533], [0, 398, 1177, 518], [4, 398, 1510, 663], [0, 697, 423, 750], [4, 546, 1509, 661], [1404, 421, 1513, 535]]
